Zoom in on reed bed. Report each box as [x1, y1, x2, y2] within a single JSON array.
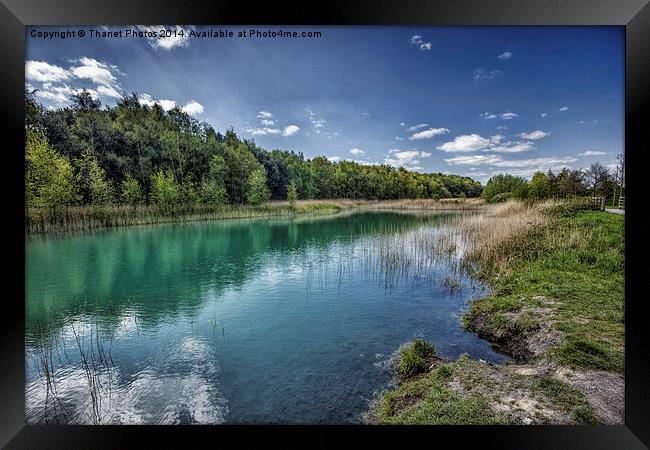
[[360, 198, 485, 211], [25, 200, 357, 235], [25, 198, 483, 235]]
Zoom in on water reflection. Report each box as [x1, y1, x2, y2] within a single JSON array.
[[26, 211, 507, 424]]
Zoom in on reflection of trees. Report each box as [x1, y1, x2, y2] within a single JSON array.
[[27, 212, 453, 342]]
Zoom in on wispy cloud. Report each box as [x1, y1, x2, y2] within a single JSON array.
[[558, 106, 569, 112], [497, 51, 513, 60], [408, 35, 432, 51], [579, 150, 609, 156], [480, 111, 518, 120], [474, 68, 503, 80], [500, 112, 518, 120], [409, 127, 449, 140], [519, 130, 549, 140], [349, 148, 365, 155], [406, 123, 429, 131]]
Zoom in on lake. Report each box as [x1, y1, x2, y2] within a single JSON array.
[[25, 210, 509, 424]]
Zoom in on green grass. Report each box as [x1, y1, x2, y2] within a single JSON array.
[[397, 339, 436, 379], [465, 210, 624, 372], [380, 356, 506, 425], [377, 204, 622, 425], [378, 352, 600, 425]]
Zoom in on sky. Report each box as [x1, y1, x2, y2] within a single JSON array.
[[25, 26, 624, 183]]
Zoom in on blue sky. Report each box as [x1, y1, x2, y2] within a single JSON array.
[[25, 26, 624, 183]]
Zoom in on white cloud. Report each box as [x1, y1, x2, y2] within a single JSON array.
[[399, 122, 406, 126], [444, 155, 578, 179], [408, 35, 432, 50], [395, 136, 404, 141], [96, 85, 122, 99], [438, 133, 534, 153], [409, 127, 449, 140], [481, 111, 518, 120], [25, 61, 70, 83], [138, 25, 193, 50], [406, 123, 429, 131], [474, 68, 503, 80], [245, 127, 281, 136], [437, 134, 492, 152], [558, 106, 569, 111], [541, 113, 549, 118], [490, 141, 536, 153], [157, 99, 177, 111], [138, 93, 156, 107], [260, 119, 275, 126], [308, 109, 326, 128], [327, 156, 341, 162], [257, 111, 273, 119], [384, 149, 431, 170], [181, 100, 204, 115], [497, 126, 508, 130], [497, 51, 513, 60], [519, 130, 549, 140], [500, 112, 518, 120], [349, 148, 365, 155], [579, 150, 609, 156], [69, 58, 117, 86], [282, 125, 300, 136], [579, 119, 599, 125], [444, 154, 503, 165], [492, 156, 576, 168]]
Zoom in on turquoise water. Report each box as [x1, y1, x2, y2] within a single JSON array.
[[25, 211, 509, 424]]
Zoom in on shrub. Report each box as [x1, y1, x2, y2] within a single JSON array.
[[488, 192, 514, 203], [545, 198, 597, 217], [398, 339, 436, 379]]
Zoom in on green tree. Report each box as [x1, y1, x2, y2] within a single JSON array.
[[150, 170, 180, 210], [286, 180, 299, 209], [224, 142, 264, 204], [529, 171, 551, 200], [180, 176, 200, 205], [120, 173, 144, 205], [200, 178, 228, 205], [25, 130, 79, 209], [246, 167, 271, 206], [482, 174, 528, 202], [75, 151, 115, 205]]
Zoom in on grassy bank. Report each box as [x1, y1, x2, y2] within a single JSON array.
[[373, 199, 624, 425], [25, 198, 485, 235]]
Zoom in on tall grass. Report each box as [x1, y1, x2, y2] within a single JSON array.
[[25, 198, 484, 235], [25, 200, 357, 235]]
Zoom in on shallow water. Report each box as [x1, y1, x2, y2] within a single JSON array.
[[25, 211, 509, 424]]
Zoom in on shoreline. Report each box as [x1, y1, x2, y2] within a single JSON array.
[[367, 200, 624, 425], [25, 198, 485, 235]]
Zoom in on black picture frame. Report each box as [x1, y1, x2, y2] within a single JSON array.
[[2, 0, 648, 448]]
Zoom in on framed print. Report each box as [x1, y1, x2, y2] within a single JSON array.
[[1, 0, 649, 448]]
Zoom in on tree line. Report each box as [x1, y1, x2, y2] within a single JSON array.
[[481, 156, 624, 204], [25, 90, 483, 211]]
